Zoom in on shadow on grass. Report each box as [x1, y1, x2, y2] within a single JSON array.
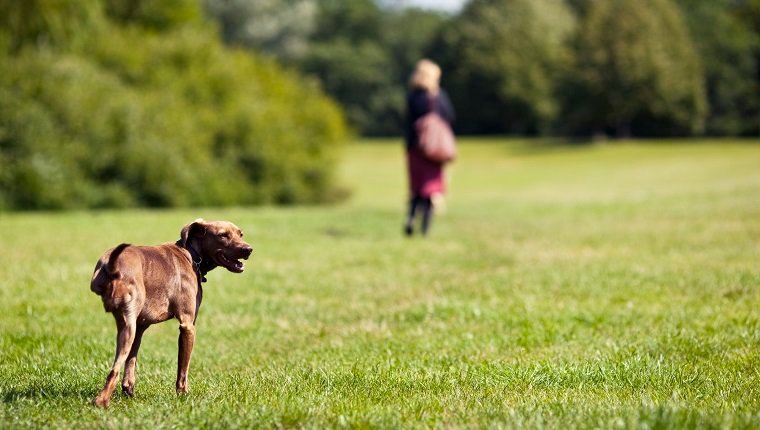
[[2, 383, 95, 404]]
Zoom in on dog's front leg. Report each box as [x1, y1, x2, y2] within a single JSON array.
[[176, 319, 196, 394]]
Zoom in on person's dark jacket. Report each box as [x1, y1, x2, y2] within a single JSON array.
[[404, 88, 455, 149]]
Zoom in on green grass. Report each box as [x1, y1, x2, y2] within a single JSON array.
[[1, 138, 759, 428]]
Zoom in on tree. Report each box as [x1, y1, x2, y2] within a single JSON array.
[[301, 38, 395, 134], [568, 0, 706, 137], [202, 0, 317, 61], [201, 0, 447, 135], [673, 0, 759, 136], [436, 0, 577, 134], [298, 0, 446, 135]]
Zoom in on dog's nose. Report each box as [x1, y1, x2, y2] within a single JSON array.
[[241, 245, 253, 258]]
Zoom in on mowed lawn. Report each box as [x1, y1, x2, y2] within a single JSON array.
[[1, 138, 759, 428]]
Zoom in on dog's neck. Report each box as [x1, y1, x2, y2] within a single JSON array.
[[177, 239, 216, 283]]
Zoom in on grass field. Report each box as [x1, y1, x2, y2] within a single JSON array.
[[1, 138, 759, 428]]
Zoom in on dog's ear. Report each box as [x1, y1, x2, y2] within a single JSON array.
[[179, 218, 205, 247]]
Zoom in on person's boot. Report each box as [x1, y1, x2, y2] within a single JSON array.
[[404, 222, 414, 237]]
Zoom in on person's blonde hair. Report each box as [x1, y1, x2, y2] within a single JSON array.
[[408, 59, 441, 92]]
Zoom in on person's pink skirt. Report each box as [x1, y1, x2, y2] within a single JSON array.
[[407, 147, 445, 198]]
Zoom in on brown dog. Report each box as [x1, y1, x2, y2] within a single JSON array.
[[89, 219, 252, 408]]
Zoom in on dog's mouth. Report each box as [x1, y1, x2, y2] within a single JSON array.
[[216, 250, 248, 273]]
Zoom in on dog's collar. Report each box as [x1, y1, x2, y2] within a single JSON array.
[[177, 240, 207, 283]]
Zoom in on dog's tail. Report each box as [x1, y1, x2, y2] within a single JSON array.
[[97, 243, 133, 311], [105, 243, 130, 279]]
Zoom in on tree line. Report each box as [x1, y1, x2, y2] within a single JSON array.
[[0, 0, 756, 211], [208, 0, 759, 137]]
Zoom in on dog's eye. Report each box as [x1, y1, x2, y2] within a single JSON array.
[[221, 232, 230, 239]]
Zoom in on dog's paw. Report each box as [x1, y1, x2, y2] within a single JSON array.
[[122, 384, 134, 398], [176, 377, 190, 394], [92, 395, 110, 408]]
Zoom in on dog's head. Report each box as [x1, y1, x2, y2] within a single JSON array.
[[180, 219, 252, 273]]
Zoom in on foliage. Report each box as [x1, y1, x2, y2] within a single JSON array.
[[1, 139, 759, 426], [204, 0, 448, 136], [435, 0, 576, 134], [105, 0, 204, 29], [0, 0, 104, 52], [0, 0, 348, 211], [301, 0, 447, 135], [562, 0, 707, 136], [673, 0, 759, 136], [199, 0, 757, 138], [202, 0, 317, 61]]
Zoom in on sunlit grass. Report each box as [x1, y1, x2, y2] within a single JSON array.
[[1, 138, 759, 428]]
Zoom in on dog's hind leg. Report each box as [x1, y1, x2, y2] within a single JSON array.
[[121, 324, 148, 397], [93, 312, 137, 408]]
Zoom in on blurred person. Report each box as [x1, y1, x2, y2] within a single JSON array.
[[403, 59, 456, 237]]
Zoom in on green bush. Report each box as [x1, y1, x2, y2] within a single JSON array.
[[0, 1, 348, 211]]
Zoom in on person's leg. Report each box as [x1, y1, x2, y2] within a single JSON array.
[[420, 197, 433, 236], [404, 196, 420, 236]]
